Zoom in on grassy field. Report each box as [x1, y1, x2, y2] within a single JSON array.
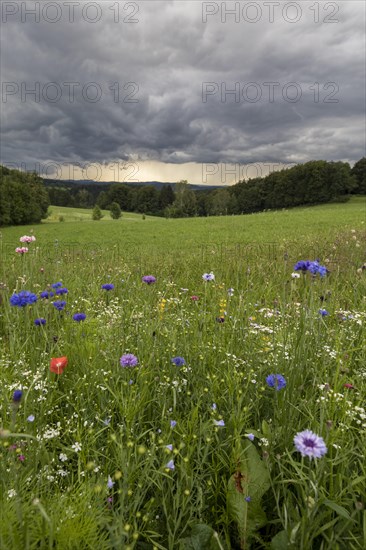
[[0, 198, 365, 549]]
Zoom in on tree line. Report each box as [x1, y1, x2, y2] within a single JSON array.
[[46, 158, 365, 217], [1, 158, 365, 226]]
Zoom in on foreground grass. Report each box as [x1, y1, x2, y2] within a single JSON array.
[[0, 200, 365, 549]]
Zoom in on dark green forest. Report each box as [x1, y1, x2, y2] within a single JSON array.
[[0, 166, 50, 226], [1, 158, 365, 226]]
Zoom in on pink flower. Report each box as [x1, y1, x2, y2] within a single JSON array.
[[20, 235, 36, 243], [15, 247, 28, 254], [18, 455, 25, 462], [191, 295, 199, 301]]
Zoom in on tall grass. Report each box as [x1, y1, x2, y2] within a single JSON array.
[[0, 203, 365, 549]]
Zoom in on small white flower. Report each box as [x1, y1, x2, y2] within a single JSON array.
[[71, 442, 82, 452], [7, 489, 17, 498], [291, 272, 300, 279], [59, 453, 68, 462]]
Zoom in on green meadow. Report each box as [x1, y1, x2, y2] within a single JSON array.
[[0, 198, 365, 549]]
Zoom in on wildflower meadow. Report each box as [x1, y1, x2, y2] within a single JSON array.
[[0, 199, 365, 549]]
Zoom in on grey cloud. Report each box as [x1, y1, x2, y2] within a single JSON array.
[[1, 0, 365, 171]]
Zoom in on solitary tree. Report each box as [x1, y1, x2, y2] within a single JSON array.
[[92, 205, 103, 220], [110, 201, 122, 219]]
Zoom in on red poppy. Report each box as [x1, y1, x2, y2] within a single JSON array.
[[50, 356, 68, 374]]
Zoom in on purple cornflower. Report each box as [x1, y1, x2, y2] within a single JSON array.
[[55, 287, 68, 295], [40, 291, 54, 299], [165, 444, 173, 451], [34, 318, 46, 326], [52, 282, 63, 289], [107, 476, 115, 489], [245, 496, 251, 502], [171, 356, 186, 366], [170, 420, 177, 429], [10, 291, 38, 307], [142, 275, 156, 285], [202, 272, 215, 281], [246, 433, 255, 441], [120, 354, 139, 368], [73, 313, 86, 322], [319, 309, 329, 317], [294, 430, 327, 459], [12, 390, 23, 403], [165, 459, 175, 470], [102, 284, 114, 291], [53, 301, 66, 311], [266, 374, 286, 391]]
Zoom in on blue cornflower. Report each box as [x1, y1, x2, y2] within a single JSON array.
[[266, 374, 286, 391], [165, 459, 175, 470], [40, 291, 54, 299], [246, 433, 255, 441], [308, 261, 321, 275], [294, 260, 311, 272], [34, 318, 46, 326], [294, 260, 327, 277], [245, 496, 251, 502], [55, 287, 68, 295], [171, 356, 186, 367], [52, 282, 63, 289], [170, 420, 177, 429], [319, 309, 329, 317], [53, 301, 66, 311], [102, 284, 114, 291], [73, 313, 86, 322], [10, 291, 38, 307], [12, 390, 23, 403]]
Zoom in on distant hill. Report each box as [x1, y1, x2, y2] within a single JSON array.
[[44, 179, 223, 191]]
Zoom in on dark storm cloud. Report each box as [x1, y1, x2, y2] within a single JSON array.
[[1, 0, 365, 171]]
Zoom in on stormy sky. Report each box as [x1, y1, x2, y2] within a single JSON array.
[[0, 0, 365, 184]]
